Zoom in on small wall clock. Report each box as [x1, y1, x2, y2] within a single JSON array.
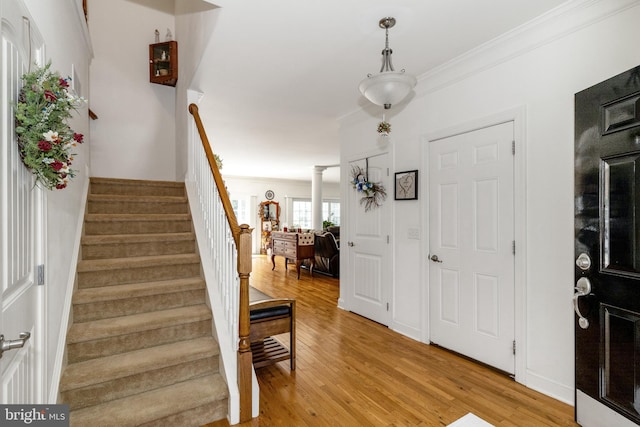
[[265, 190, 275, 200]]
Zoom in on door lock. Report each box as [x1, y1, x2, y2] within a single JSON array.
[[573, 277, 592, 329], [0, 332, 31, 358], [576, 253, 591, 271]]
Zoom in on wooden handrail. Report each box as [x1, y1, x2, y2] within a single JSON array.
[[188, 103, 253, 422], [188, 104, 242, 244]]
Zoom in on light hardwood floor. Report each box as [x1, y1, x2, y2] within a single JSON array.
[[205, 255, 577, 426]]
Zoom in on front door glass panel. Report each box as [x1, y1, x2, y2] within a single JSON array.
[[602, 154, 640, 276], [600, 304, 640, 421]]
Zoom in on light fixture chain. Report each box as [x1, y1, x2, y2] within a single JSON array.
[[385, 25, 389, 52], [380, 24, 395, 73]]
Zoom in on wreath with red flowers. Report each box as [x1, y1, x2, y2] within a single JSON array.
[[14, 63, 86, 190]]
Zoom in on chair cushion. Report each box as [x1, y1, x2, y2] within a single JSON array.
[[250, 305, 292, 321], [249, 286, 293, 321]]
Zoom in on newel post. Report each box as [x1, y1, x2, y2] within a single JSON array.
[[237, 223, 253, 422]]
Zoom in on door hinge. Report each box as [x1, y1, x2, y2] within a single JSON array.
[[387, 235, 390, 244], [512, 240, 516, 255], [386, 302, 389, 311], [512, 140, 515, 155], [37, 264, 45, 286], [513, 340, 516, 355], [387, 168, 390, 176]]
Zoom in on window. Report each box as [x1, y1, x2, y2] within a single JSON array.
[[292, 199, 340, 229], [231, 197, 250, 225], [323, 200, 340, 226], [292, 199, 312, 229]]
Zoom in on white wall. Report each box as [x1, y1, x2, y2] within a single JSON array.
[[339, 0, 640, 405], [87, 0, 176, 181], [22, 0, 92, 402], [174, 0, 219, 180]]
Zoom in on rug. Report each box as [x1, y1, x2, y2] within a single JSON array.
[[447, 413, 494, 426]]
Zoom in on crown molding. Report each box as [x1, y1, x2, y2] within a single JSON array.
[[415, 0, 639, 96], [70, 0, 93, 59]]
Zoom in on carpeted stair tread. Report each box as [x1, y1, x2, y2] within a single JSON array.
[[73, 277, 205, 304], [81, 232, 197, 260], [90, 177, 185, 195], [90, 177, 185, 187], [67, 305, 212, 343], [77, 253, 200, 272], [83, 213, 193, 235], [88, 194, 189, 215], [60, 337, 218, 391], [88, 193, 187, 203], [82, 232, 195, 245], [69, 374, 227, 427], [85, 213, 191, 221]]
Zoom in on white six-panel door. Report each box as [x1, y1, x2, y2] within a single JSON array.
[[347, 154, 392, 326], [1, 0, 45, 404], [429, 121, 515, 374]]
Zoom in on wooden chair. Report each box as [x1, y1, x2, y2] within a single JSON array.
[[249, 287, 296, 370]]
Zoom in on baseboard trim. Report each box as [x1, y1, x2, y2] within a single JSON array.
[[390, 320, 421, 342], [48, 173, 89, 403], [525, 369, 574, 406]]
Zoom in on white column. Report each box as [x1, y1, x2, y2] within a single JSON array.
[[312, 166, 327, 230]]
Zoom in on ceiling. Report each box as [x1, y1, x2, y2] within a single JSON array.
[[191, 0, 569, 183]]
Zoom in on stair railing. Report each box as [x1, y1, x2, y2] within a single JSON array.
[[187, 104, 253, 423]]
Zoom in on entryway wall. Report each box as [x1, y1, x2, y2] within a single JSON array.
[[339, 0, 640, 406]]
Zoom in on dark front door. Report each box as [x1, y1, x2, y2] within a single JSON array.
[[575, 66, 640, 426]]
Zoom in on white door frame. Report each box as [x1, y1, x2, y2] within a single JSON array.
[[421, 106, 527, 383]]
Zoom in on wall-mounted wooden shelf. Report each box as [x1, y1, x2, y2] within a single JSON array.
[[149, 41, 177, 87]]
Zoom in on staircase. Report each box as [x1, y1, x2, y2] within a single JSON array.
[[60, 177, 228, 426]]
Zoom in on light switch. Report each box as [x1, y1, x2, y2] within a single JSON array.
[[408, 227, 420, 240]]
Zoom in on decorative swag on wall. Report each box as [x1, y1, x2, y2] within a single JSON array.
[[14, 63, 86, 190], [350, 158, 387, 212]]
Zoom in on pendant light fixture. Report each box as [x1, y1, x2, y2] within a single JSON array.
[[359, 17, 417, 110]]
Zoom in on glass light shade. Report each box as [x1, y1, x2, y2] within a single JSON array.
[[359, 71, 417, 109]]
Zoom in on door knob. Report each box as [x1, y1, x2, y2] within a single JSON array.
[[347, 241, 354, 247], [573, 277, 591, 329], [576, 253, 591, 271], [430, 254, 443, 263], [0, 332, 31, 358]]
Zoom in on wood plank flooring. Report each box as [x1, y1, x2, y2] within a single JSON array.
[[205, 255, 577, 426]]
